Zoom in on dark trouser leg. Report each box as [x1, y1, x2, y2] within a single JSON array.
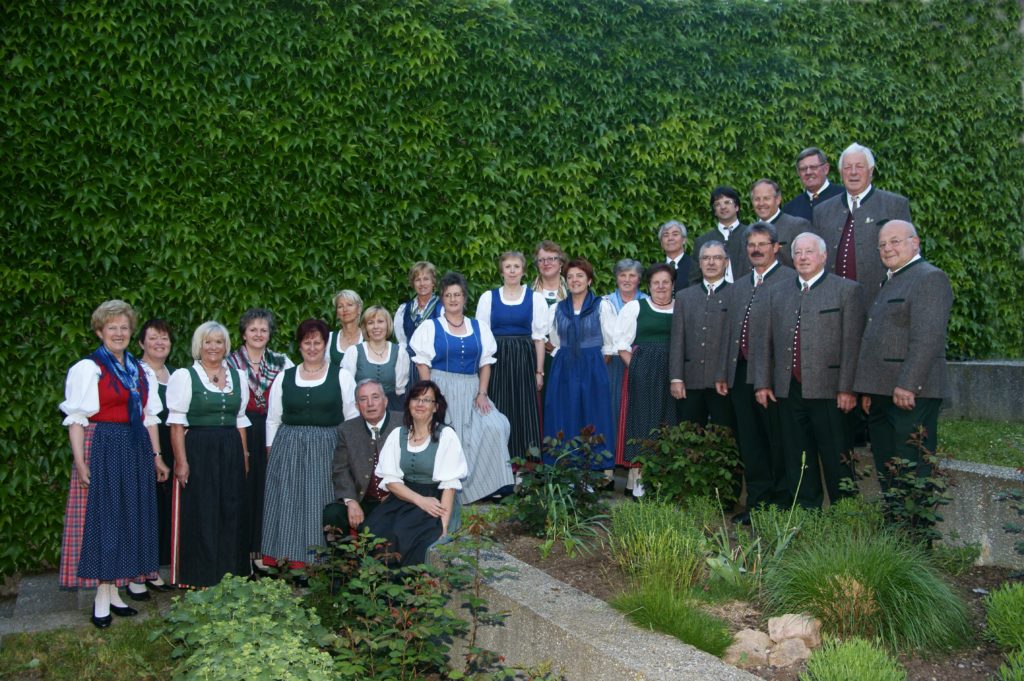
[[803, 396, 856, 506], [706, 389, 736, 431], [777, 379, 823, 509], [867, 394, 941, 487], [730, 361, 780, 508], [677, 388, 710, 425]]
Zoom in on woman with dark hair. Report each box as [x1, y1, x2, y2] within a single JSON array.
[[603, 259, 648, 464], [543, 258, 616, 472], [475, 251, 548, 460], [167, 321, 250, 588], [225, 308, 293, 570], [261, 319, 357, 569], [60, 300, 170, 627], [614, 263, 678, 498], [365, 380, 468, 567], [341, 305, 410, 406], [409, 272, 513, 503], [394, 261, 441, 377]]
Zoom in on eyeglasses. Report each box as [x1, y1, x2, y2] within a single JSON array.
[[797, 162, 825, 174], [713, 200, 736, 208], [700, 255, 727, 262], [877, 237, 912, 250], [411, 396, 436, 405], [536, 256, 561, 265]]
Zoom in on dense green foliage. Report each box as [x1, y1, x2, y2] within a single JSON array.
[[986, 582, 1024, 653], [1, 0, 1021, 577], [799, 638, 907, 681], [633, 421, 743, 505]]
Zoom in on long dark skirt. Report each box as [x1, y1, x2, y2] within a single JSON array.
[[621, 342, 677, 464], [155, 422, 174, 565], [170, 426, 249, 588], [606, 355, 626, 463], [365, 481, 445, 567], [491, 335, 541, 460], [245, 410, 268, 557]]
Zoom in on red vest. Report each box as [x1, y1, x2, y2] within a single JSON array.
[[91, 362, 149, 423]]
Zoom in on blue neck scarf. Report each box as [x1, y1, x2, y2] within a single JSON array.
[[90, 344, 146, 430]]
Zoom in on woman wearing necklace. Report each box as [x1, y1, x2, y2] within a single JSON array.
[[327, 289, 363, 365], [409, 272, 513, 504], [394, 261, 441, 379], [225, 308, 293, 571], [475, 251, 548, 461], [166, 321, 251, 588], [531, 241, 568, 416], [128, 318, 177, 598], [614, 264, 679, 499], [59, 300, 170, 628], [262, 319, 358, 571], [365, 380, 468, 567], [603, 259, 649, 466], [543, 258, 616, 474], [341, 306, 410, 406]]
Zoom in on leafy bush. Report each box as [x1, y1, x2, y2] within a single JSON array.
[[608, 499, 707, 590], [799, 638, 906, 681], [985, 582, 1024, 652], [612, 586, 732, 658], [996, 649, 1024, 681], [633, 422, 742, 506], [763, 531, 970, 651], [158, 575, 334, 681]]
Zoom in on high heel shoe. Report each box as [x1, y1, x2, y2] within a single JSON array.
[[110, 604, 138, 617]]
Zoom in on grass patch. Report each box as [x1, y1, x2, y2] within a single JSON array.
[[612, 585, 732, 657], [939, 419, 1024, 469], [608, 500, 707, 590], [985, 582, 1024, 652], [0, 617, 173, 680], [799, 637, 906, 681]]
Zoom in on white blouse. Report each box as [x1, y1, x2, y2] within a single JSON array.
[[324, 330, 363, 362], [374, 426, 468, 491], [394, 300, 437, 348], [409, 317, 498, 369], [340, 342, 411, 396], [264, 366, 358, 445], [545, 297, 618, 357], [474, 288, 550, 341], [613, 299, 674, 352], [60, 359, 163, 427], [165, 361, 251, 428]]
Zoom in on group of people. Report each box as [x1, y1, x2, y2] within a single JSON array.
[[59, 140, 952, 626]]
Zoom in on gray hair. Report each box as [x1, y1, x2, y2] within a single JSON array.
[[750, 178, 781, 198], [791, 232, 827, 258], [796, 147, 828, 166], [238, 307, 277, 341], [658, 220, 687, 240], [190, 321, 231, 360], [613, 258, 644, 278], [699, 240, 728, 258], [744, 221, 778, 245], [332, 289, 364, 311], [839, 142, 876, 169], [355, 377, 386, 395]]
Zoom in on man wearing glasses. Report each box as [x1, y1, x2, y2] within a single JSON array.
[[812, 142, 912, 299], [782, 147, 844, 222], [854, 220, 952, 489], [688, 186, 749, 286]]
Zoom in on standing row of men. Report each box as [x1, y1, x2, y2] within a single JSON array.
[[661, 142, 953, 520]]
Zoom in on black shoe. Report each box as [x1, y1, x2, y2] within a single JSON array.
[[110, 604, 138, 617], [731, 510, 752, 526], [146, 580, 175, 593], [91, 613, 113, 629], [127, 587, 151, 602]]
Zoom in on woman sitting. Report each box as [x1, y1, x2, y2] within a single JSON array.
[[341, 306, 410, 407], [365, 380, 468, 567]]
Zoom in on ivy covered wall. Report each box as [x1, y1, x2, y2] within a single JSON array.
[[1, 0, 1021, 575]]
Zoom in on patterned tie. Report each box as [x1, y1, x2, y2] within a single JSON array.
[[367, 426, 386, 500], [792, 282, 809, 383], [755, 273, 764, 287], [835, 196, 859, 281], [811, 192, 819, 201]]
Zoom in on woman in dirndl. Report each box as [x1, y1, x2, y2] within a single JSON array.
[[59, 300, 170, 628], [614, 263, 678, 499], [341, 305, 410, 407], [474, 251, 548, 461], [262, 319, 358, 569], [166, 321, 251, 588], [394, 261, 441, 378], [409, 272, 513, 504], [225, 308, 293, 571], [602, 259, 648, 469], [327, 289, 363, 365], [365, 380, 468, 567]]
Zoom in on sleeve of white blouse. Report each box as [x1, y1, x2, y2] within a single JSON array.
[[60, 359, 102, 427], [614, 300, 641, 353], [476, 319, 498, 367], [395, 344, 410, 395], [600, 298, 618, 356], [374, 428, 404, 489], [530, 292, 550, 340], [547, 304, 561, 354], [434, 427, 469, 489], [234, 372, 252, 428], [165, 368, 193, 426], [475, 290, 493, 327], [409, 321, 436, 367], [265, 371, 287, 447], [339, 367, 358, 420], [142, 364, 163, 426], [393, 303, 408, 346], [340, 344, 358, 376], [283, 354, 296, 370]]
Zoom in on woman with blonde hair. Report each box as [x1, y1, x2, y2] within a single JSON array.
[[327, 289, 363, 364], [341, 305, 410, 406]]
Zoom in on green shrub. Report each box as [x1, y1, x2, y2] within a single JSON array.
[[633, 422, 743, 506], [799, 637, 906, 681], [763, 531, 970, 651], [986, 582, 1024, 652], [608, 499, 707, 590], [681, 495, 723, 535], [930, 540, 981, 577], [612, 586, 732, 657], [159, 575, 333, 681], [995, 649, 1024, 681]]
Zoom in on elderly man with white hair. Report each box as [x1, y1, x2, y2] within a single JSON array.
[[812, 142, 912, 299]]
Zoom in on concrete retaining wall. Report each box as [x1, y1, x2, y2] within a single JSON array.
[[944, 360, 1024, 422], [936, 459, 1024, 568]]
